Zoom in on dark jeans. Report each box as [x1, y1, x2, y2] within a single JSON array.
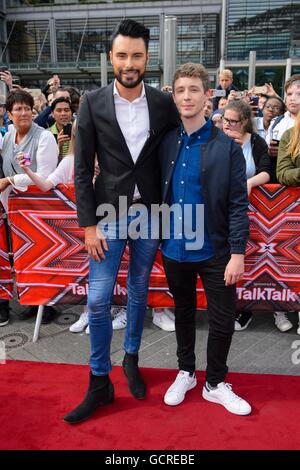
[[162, 254, 236, 386]]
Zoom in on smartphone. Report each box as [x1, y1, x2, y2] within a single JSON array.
[[63, 123, 72, 138], [0, 66, 8, 73], [254, 86, 267, 95], [250, 96, 259, 106], [212, 89, 226, 98]]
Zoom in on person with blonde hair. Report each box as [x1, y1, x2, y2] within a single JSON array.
[[276, 110, 300, 186], [212, 68, 238, 111], [276, 111, 300, 335]]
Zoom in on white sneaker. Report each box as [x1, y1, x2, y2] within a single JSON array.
[[165, 308, 175, 322], [164, 370, 197, 406], [152, 310, 175, 331], [202, 382, 251, 416], [86, 325, 90, 335], [274, 312, 293, 332], [69, 312, 89, 333], [112, 308, 127, 330]]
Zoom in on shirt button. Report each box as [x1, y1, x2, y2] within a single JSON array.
[[171, 161, 174, 164], [181, 181, 184, 184], [165, 181, 168, 184], [178, 140, 181, 144], [182, 163, 186, 167], [186, 146, 189, 149], [179, 199, 183, 203], [179, 217, 182, 220]]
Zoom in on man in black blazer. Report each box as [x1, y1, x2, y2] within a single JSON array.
[[64, 19, 179, 424]]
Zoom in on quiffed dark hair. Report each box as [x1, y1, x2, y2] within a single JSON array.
[[6, 89, 34, 113], [111, 19, 150, 51], [51, 96, 72, 112]]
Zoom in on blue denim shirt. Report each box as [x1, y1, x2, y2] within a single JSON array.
[[162, 119, 214, 262]]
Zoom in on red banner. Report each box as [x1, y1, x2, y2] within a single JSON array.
[[0, 202, 13, 300], [8, 184, 300, 310]]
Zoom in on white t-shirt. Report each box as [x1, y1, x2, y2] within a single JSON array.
[[47, 154, 74, 186], [266, 111, 295, 144], [242, 137, 256, 179]]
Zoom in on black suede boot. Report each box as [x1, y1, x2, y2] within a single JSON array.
[[122, 352, 146, 399], [64, 372, 114, 424]]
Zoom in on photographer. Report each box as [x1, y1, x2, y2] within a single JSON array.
[[48, 96, 73, 160]]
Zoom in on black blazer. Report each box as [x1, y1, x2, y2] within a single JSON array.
[[74, 83, 180, 227]]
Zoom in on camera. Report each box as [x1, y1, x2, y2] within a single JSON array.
[[63, 123, 72, 138], [254, 86, 267, 95]]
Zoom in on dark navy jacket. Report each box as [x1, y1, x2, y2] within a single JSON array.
[[158, 124, 249, 258]]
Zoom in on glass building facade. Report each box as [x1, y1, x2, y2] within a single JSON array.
[[226, 0, 300, 61], [2, 0, 300, 91]]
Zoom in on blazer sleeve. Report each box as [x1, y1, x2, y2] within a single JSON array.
[[228, 141, 250, 254], [74, 94, 98, 227], [167, 93, 181, 130], [276, 128, 300, 186]]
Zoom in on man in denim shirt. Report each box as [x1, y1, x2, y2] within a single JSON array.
[[159, 63, 252, 415]]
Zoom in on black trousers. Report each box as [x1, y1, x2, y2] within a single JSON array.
[[162, 254, 236, 386]]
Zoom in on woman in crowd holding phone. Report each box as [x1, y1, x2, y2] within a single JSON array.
[[0, 89, 59, 326], [222, 100, 272, 331]]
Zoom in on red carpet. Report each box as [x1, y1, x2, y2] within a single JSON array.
[[1, 360, 300, 450]]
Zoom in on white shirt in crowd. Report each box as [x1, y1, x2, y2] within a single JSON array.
[[265, 111, 295, 144], [253, 117, 267, 141], [113, 80, 150, 200], [47, 154, 74, 187]]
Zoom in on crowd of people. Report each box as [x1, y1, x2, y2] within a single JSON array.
[[0, 18, 299, 422]]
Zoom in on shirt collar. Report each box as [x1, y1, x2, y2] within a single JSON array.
[[180, 118, 211, 139], [113, 80, 146, 101]]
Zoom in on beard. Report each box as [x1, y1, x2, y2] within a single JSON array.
[[115, 69, 145, 89]]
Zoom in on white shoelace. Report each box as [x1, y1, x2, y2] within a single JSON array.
[[170, 372, 194, 392], [218, 383, 242, 403]]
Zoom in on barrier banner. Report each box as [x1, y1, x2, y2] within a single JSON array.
[[8, 184, 300, 311], [0, 202, 13, 300]]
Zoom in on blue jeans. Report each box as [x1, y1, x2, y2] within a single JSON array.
[[88, 210, 159, 376]]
